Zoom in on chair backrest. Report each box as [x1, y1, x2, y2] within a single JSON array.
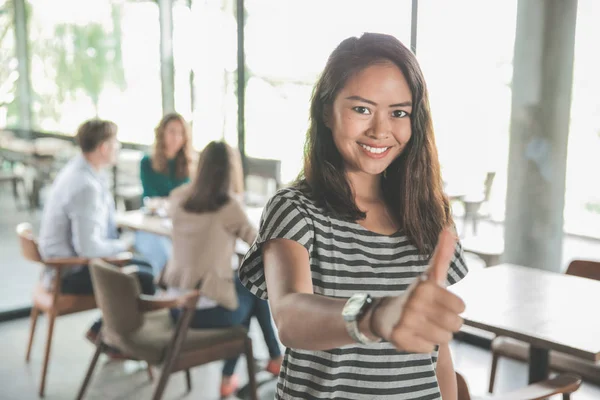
[[483, 171, 496, 202], [566, 259, 600, 281], [89, 259, 144, 337], [16, 222, 43, 263], [455, 372, 472, 400], [245, 156, 282, 186]]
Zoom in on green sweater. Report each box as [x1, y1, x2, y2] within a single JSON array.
[[140, 155, 190, 198]]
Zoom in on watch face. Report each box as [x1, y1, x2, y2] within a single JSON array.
[[343, 294, 368, 320]]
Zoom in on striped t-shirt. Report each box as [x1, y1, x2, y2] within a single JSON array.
[[239, 187, 468, 399]]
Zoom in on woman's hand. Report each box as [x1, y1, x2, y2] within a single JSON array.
[[370, 229, 466, 353]]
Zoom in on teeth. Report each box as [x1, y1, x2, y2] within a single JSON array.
[[360, 144, 389, 154]]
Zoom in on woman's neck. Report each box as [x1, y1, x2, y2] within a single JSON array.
[[346, 170, 383, 204]]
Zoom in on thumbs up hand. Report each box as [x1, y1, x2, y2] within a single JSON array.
[[369, 228, 466, 353], [427, 227, 459, 287]]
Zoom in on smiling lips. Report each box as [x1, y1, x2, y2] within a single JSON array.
[[358, 143, 392, 159]]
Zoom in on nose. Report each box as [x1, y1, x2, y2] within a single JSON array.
[[368, 112, 391, 139]]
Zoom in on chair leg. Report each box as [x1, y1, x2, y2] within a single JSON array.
[[39, 312, 57, 397], [25, 307, 40, 362], [488, 353, 499, 393], [563, 394, 570, 400], [151, 361, 174, 400], [244, 338, 259, 400], [146, 363, 154, 382], [76, 341, 104, 400], [11, 177, 20, 208], [184, 369, 192, 392]]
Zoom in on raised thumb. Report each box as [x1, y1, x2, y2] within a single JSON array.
[[427, 228, 457, 286]]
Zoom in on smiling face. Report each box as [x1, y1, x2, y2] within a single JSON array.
[[163, 119, 186, 158], [325, 61, 413, 178]]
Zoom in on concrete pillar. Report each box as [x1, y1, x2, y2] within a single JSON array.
[[13, 0, 32, 130], [236, 0, 246, 167], [410, 0, 418, 54], [158, 0, 175, 114], [503, 0, 578, 272]]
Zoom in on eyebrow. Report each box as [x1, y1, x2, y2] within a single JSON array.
[[345, 95, 412, 108]]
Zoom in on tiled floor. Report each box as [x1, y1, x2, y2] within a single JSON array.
[[0, 310, 599, 400], [0, 310, 279, 400]]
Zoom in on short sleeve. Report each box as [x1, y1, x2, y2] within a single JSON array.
[[446, 240, 469, 286], [238, 190, 314, 300]]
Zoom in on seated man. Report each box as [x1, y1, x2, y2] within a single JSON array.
[[38, 119, 156, 348]]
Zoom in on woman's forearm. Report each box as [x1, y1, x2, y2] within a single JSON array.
[[436, 343, 458, 400], [271, 292, 379, 351]]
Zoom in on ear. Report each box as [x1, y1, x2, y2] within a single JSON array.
[[98, 140, 109, 154], [322, 104, 332, 129]]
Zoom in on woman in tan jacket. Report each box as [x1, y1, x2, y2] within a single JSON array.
[[164, 141, 282, 397]]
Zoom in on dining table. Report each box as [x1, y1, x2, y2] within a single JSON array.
[[450, 263, 600, 383], [116, 205, 265, 256]]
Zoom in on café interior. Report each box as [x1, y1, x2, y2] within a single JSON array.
[[1, 0, 599, 399]]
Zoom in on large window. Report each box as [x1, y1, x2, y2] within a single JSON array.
[[181, 0, 238, 151], [244, 0, 412, 183], [0, 0, 18, 128], [417, 0, 518, 221], [28, 0, 162, 144], [565, 0, 600, 238]]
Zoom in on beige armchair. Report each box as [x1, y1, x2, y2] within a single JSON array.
[[76, 259, 258, 400]]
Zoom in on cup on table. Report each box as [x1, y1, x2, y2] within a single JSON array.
[[143, 197, 162, 215]]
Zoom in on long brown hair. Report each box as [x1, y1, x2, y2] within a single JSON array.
[[183, 141, 244, 213], [151, 113, 192, 179], [300, 32, 451, 255]]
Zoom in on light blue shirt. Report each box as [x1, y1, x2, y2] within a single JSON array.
[[38, 153, 127, 280]]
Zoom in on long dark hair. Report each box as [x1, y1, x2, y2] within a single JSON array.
[[182, 141, 231, 213], [299, 32, 451, 256]]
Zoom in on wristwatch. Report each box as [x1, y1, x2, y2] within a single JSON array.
[[342, 293, 382, 345]]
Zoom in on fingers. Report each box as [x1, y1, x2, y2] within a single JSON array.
[[405, 286, 464, 334], [389, 313, 453, 353], [389, 280, 466, 353], [412, 280, 466, 314], [389, 331, 437, 354], [427, 228, 457, 286], [408, 297, 465, 333]]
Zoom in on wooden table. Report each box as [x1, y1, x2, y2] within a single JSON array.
[[451, 263, 600, 383], [116, 206, 264, 255]]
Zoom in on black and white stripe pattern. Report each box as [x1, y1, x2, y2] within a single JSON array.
[[239, 187, 468, 399]]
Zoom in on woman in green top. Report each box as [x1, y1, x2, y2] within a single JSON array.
[[135, 112, 193, 275], [140, 113, 192, 197]]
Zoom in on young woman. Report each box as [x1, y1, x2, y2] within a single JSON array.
[[164, 141, 283, 397], [135, 113, 192, 275], [239, 33, 469, 399], [140, 112, 192, 198]]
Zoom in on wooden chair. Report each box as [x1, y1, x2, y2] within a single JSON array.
[[76, 260, 258, 400], [462, 236, 504, 267], [457, 371, 581, 400], [462, 171, 496, 236], [16, 223, 132, 397], [0, 170, 27, 209], [244, 156, 282, 206], [488, 259, 600, 391]]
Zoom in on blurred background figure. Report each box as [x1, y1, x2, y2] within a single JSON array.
[[164, 141, 282, 397], [135, 113, 192, 275]]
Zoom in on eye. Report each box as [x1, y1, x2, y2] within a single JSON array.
[[392, 110, 409, 118], [352, 106, 371, 115]]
